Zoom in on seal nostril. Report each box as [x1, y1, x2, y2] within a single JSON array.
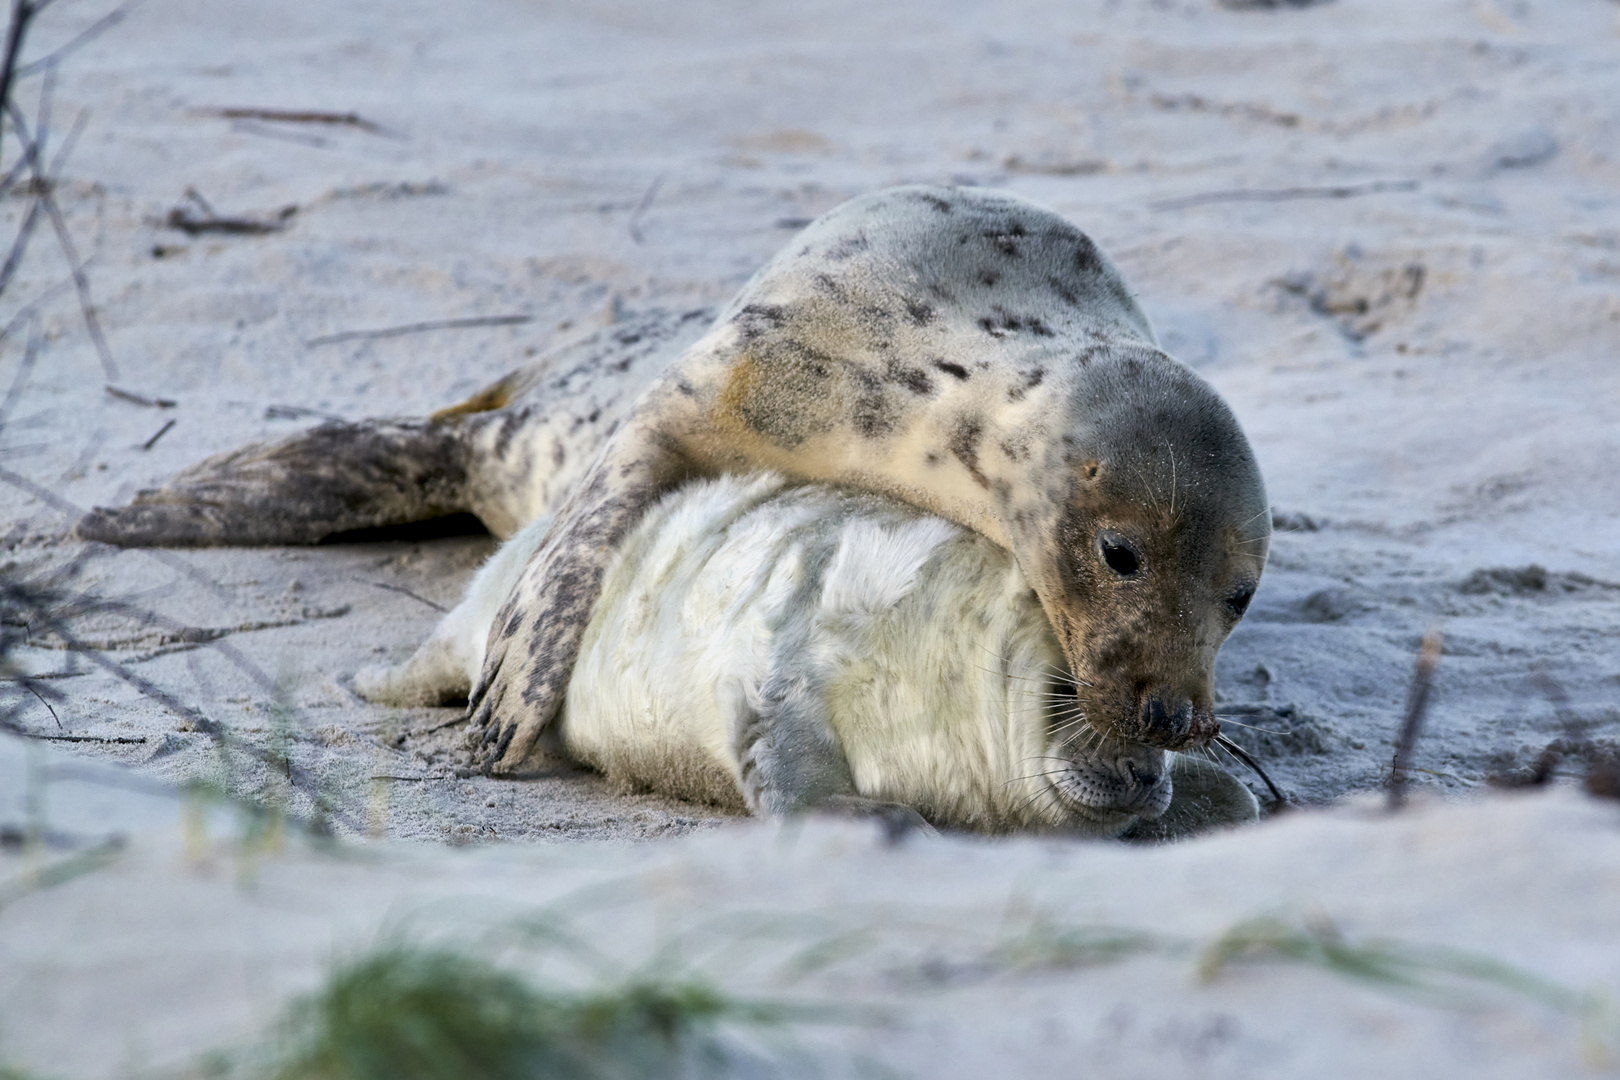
[[1143, 698, 1168, 731], [1142, 697, 1190, 736], [1126, 761, 1158, 788]]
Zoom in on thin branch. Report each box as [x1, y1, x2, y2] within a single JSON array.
[[13, 1, 136, 79], [4, 576, 362, 830], [6, 96, 117, 378], [306, 313, 531, 348], [9, 593, 222, 735], [1388, 629, 1443, 810], [0, 0, 38, 178], [1151, 179, 1418, 212], [25, 732, 144, 743], [628, 173, 665, 245], [200, 106, 391, 136], [104, 384, 175, 408], [368, 580, 447, 613], [24, 679, 59, 727], [164, 187, 296, 235], [222, 107, 368, 128], [0, 309, 38, 432], [0, 195, 41, 292], [263, 403, 341, 421], [139, 416, 174, 450], [44, 100, 84, 175], [30, 49, 50, 153], [0, 119, 39, 192], [36, 188, 114, 376]]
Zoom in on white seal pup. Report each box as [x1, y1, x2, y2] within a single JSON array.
[[79, 185, 1270, 780], [355, 474, 1259, 839]]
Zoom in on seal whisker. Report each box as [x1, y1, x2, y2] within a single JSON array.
[[1002, 763, 1075, 787], [1213, 733, 1287, 807], [1011, 783, 1064, 818], [1050, 711, 1093, 737], [1063, 725, 1105, 753], [1130, 461, 1162, 516], [1032, 659, 1093, 688], [1214, 716, 1295, 736], [1238, 505, 1273, 530]]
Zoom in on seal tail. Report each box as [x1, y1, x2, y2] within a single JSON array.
[[75, 418, 471, 547]]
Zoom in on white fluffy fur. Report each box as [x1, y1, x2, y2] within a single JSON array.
[[357, 476, 1257, 839]]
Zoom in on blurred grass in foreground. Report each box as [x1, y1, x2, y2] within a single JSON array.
[[197, 942, 835, 1080]]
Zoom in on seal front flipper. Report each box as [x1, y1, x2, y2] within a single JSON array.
[[464, 434, 689, 774], [75, 419, 471, 547]]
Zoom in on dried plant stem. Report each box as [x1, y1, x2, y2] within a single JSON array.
[[628, 172, 665, 244], [0, 0, 36, 177], [1388, 629, 1443, 810], [306, 313, 530, 347], [1152, 179, 1418, 212]]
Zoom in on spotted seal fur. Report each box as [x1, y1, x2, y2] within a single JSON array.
[[79, 185, 1270, 787], [354, 473, 1259, 838]]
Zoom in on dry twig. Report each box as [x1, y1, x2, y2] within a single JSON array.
[[164, 186, 296, 236], [1151, 179, 1418, 212], [1388, 629, 1443, 810], [368, 580, 448, 613], [1, 55, 120, 377], [139, 417, 174, 450], [30, 732, 144, 743], [628, 173, 665, 245], [306, 313, 531, 347], [201, 106, 391, 135], [13, 1, 136, 79], [104, 384, 176, 408]]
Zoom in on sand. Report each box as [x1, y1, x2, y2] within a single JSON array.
[[5, 731, 1620, 1078], [1, 0, 1618, 1072]]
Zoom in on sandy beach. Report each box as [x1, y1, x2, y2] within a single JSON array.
[[1, 0, 1618, 1073]]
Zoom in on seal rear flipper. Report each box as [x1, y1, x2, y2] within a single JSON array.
[[75, 419, 471, 547]]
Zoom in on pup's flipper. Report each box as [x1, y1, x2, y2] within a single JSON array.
[[1121, 753, 1260, 843], [354, 516, 553, 707], [76, 419, 470, 547]]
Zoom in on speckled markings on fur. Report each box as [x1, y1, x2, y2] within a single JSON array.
[[78, 185, 1270, 781], [356, 473, 1260, 839], [76, 309, 714, 546], [465, 186, 1270, 773]]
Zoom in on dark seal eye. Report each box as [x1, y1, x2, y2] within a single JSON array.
[[1226, 584, 1256, 619], [1097, 531, 1141, 578]]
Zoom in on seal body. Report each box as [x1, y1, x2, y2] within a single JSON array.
[[356, 474, 1259, 838], [80, 185, 1271, 780], [462, 185, 1270, 772]]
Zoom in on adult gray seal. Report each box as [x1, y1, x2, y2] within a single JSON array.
[[79, 185, 1270, 783], [354, 473, 1260, 839]]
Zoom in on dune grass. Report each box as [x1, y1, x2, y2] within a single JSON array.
[[1196, 913, 1583, 1010], [221, 941, 826, 1080]]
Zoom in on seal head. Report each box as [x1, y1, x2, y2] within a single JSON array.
[[1005, 342, 1270, 751]]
